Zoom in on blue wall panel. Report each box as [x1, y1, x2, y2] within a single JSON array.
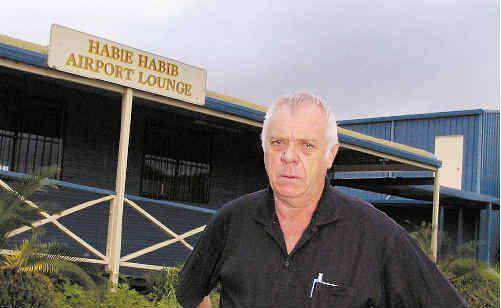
[[339, 113, 486, 194], [479, 209, 500, 263], [392, 115, 480, 193], [481, 112, 500, 197], [340, 121, 392, 140]]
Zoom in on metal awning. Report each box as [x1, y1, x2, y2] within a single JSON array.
[[335, 128, 441, 172], [332, 177, 499, 209]]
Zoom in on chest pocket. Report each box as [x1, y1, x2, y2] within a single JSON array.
[[310, 283, 355, 308]]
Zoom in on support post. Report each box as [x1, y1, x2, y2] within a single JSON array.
[[106, 88, 133, 285], [438, 205, 445, 255], [486, 203, 492, 264], [474, 214, 480, 259], [456, 207, 464, 247], [431, 169, 440, 263]]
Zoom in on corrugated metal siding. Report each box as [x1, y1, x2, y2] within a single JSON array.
[[393, 115, 481, 193], [478, 209, 500, 263], [480, 111, 500, 197], [340, 111, 499, 263], [339, 114, 486, 194], [339, 122, 392, 140]]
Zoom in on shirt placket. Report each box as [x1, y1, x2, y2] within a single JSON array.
[[263, 220, 319, 305]]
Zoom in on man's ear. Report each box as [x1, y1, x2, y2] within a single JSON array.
[[326, 144, 340, 169]]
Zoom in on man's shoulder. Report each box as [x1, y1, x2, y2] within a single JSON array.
[[211, 188, 268, 221], [329, 187, 406, 236]]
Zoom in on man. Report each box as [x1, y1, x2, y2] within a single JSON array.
[[176, 93, 467, 307]]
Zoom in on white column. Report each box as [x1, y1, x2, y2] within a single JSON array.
[[107, 88, 133, 285], [431, 168, 441, 263]]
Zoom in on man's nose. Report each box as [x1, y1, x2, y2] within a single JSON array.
[[281, 144, 299, 164]]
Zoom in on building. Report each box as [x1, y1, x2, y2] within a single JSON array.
[[0, 26, 497, 282], [338, 110, 500, 262]]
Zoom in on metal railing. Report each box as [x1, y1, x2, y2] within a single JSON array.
[[0, 169, 214, 272]]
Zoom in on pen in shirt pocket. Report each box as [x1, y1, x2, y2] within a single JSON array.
[[309, 273, 339, 297]]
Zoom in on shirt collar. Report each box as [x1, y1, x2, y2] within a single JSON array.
[[253, 178, 341, 227]]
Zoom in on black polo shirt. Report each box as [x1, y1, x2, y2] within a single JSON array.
[[176, 183, 467, 308]]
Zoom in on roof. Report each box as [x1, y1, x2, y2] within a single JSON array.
[[339, 109, 499, 125], [2, 34, 498, 128], [333, 177, 500, 209], [0, 32, 441, 170], [0, 34, 267, 122]]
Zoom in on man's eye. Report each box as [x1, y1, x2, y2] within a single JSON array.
[[270, 140, 283, 145], [305, 143, 314, 149]]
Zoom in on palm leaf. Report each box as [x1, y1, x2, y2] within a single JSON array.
[[1, 230, 98, 293], [0, 166, 60, 248]]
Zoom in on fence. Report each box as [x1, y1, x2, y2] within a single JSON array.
[[0, 169, 214, 273]]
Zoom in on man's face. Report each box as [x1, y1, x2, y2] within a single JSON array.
[[263, 103, 338, 203]]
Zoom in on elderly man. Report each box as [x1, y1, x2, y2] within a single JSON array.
[[176, 93, 466, 307]]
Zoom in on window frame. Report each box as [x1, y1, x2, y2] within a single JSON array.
[[139, 121, 213, 204], [0, 95, 66, 179]]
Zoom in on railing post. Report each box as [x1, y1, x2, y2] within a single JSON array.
[[431, 168, 441, 263], [106, 88, 133, 285]]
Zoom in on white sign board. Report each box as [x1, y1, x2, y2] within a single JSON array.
[[48, 24, 207, 105]]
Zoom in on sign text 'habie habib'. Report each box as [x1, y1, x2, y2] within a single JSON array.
[[48, 25, 207, 105]]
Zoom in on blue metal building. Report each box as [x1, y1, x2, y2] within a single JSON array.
[[338, 110, 500, 262]]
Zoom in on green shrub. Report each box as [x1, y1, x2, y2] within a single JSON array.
[[144, 267, 180, 303], [0, 269, 55, 308], [54, 283, 164, 308], [101, 284, 152, 308], [155, 297, 181, 308], [52, 279, 220, 308], [53, 282, 99, 308], [144, 266, 220, 307], [443, 258, 499, 308], [410, 222, 500, 308], [152, 291, 219, 308]]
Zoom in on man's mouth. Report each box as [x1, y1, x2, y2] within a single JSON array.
[[281, 175, 300, 179]]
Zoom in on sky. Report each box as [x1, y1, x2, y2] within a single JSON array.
[[1, 0, 499, 120]]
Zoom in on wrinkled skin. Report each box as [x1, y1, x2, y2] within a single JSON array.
[[263, 102, 339, 209]]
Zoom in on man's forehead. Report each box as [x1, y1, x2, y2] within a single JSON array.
[[271, 103, 327, 125], [268, 103, 328, 137], [275, 100, 324, 115], [268, 125, 324, 139]]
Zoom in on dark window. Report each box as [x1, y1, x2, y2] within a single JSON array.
[[141, 125, 212, 203], [0, 100, 64, 179]]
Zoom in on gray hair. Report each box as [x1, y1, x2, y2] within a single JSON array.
[[261, 92, 338, 158]]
